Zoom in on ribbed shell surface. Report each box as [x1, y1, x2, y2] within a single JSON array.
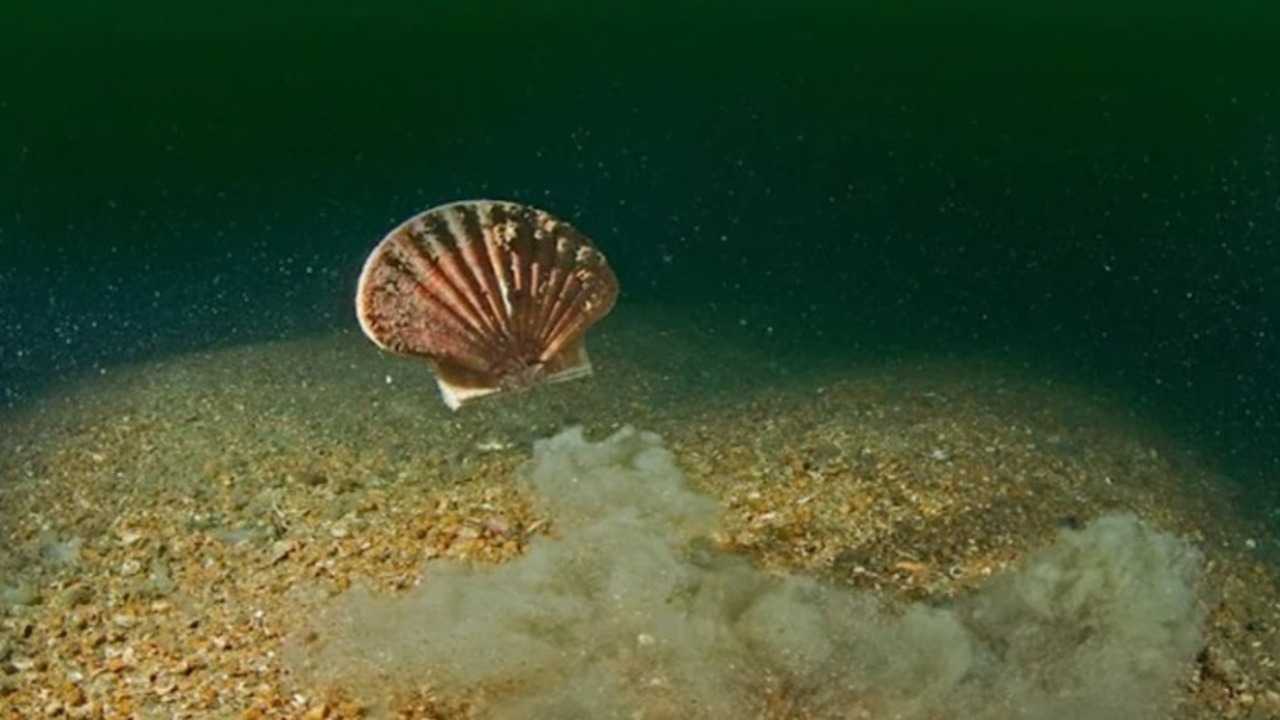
[[355, 200, 617, 401]]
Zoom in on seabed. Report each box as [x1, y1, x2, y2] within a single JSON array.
[[0, 306, 1277, 719]]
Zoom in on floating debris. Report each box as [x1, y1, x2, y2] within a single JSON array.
[[356, 200, 619, 409]]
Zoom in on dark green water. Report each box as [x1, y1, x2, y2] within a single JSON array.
[[2, 3, 1277, 495]]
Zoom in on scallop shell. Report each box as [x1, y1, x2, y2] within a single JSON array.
[[355, 200, 619, 409]]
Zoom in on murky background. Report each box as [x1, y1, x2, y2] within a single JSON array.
[[5, 4, 1277, 490]]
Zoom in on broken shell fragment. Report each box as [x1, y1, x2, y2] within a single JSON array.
[[355, 200, 619, 409]]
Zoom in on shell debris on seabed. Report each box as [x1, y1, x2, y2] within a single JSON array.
[[355, 199, 619, 410]]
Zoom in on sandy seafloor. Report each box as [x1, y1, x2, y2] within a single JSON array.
[[1, 305, 1278, 719]]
